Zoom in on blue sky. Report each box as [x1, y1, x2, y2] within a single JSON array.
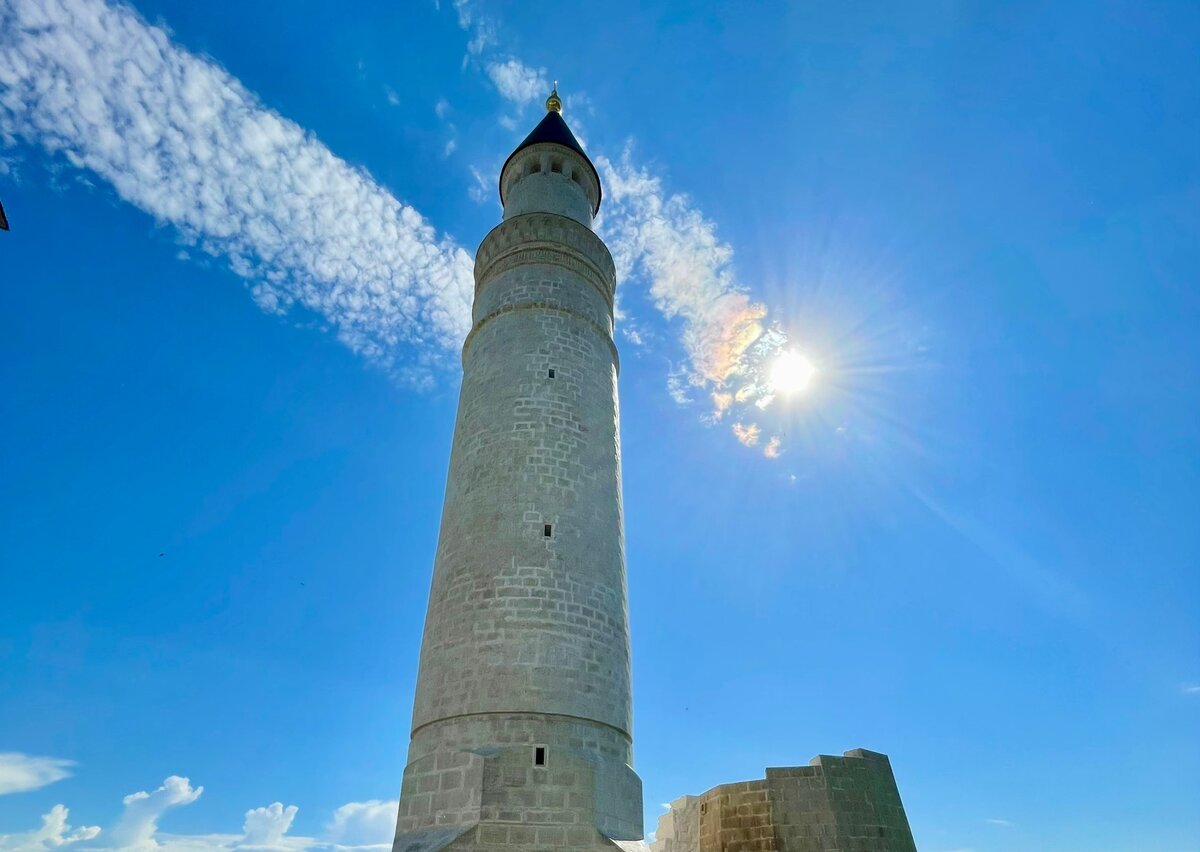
[[1, 0, 1198, 850]]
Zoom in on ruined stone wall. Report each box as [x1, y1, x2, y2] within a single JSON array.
[[653, 796, 700, 852], [651, 750, 916, 852]]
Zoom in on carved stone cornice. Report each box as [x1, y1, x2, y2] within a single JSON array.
[[474, 213, 616, 308]]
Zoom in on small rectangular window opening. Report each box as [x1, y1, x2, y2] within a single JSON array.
[[533, 747, 546, 766], [543, 524, 552, 538], [548, 368, 555, 379]]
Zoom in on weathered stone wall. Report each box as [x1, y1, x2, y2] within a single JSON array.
[[653, 796, 700, 852], [652, 750, 916, 852]]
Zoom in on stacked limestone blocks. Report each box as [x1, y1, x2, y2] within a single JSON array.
[[391, 94, 642, 852], [651, 750, 917, 852]]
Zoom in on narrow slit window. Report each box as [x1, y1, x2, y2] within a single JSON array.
[[548, 368, 555, 379], [543, 524, 552, 538], [533, 746, 546, 766], [550, 159, 562, 174]]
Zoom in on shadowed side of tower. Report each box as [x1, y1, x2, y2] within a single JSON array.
[[391, 91, 644, 852]]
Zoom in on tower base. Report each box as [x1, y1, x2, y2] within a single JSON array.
[[392, 714, 643, 852], [394, 824, 646, 852]]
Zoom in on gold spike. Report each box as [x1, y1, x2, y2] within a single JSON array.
[[546, 81, 562, 113]]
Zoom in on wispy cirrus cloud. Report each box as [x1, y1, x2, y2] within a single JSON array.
[[442, 5, 801, 456], [450, 0, 495, 59], [599, 152, 770, 389], [0, 0, 474, 386], [599, 152, 795, 452], [485, 58, 548, 106], [0, 753, 75, 796]]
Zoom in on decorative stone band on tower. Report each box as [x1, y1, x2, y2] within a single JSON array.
[[392, 90, 644, 852]]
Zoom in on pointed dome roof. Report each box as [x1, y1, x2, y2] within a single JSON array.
[[499, 88, 601, 212]]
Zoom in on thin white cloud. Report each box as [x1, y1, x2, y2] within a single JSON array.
[[983, 817, 1013, 827], [0, 805, 100, 852], [0, 0, 474, 386], [110, 776, 203, 851], [484, 58, 547, 106], [449, 0, 496, 58], [0, 753, 75, 796], [1182, 683, 1200, 694], [467, 165, 490, 205], [666, 368, 693, 405]]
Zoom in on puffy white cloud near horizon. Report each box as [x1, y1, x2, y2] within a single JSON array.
[[0, 774, 394, 852], [0, 805, 100, 852], [240, 804, 300, 849], [0, 753, 76, 796], [109, 776, 204, 852], [325, 801, 396, 850], [0, 0, 475, 386]]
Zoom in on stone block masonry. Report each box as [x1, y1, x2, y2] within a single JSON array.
[[392, 94, 643, 852], [652, 750, 917, 852]]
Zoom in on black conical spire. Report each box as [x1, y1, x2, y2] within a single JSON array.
[[499, 85, 601, 211]]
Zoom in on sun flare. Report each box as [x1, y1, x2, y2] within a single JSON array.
[[769, 350, 816, 395]]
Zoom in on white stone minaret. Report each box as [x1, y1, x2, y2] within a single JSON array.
[[392, 88, 643, 852]]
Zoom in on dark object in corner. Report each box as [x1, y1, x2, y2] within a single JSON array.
[[0, 199, 9, 231]]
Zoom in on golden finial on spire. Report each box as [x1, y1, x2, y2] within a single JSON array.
[[546, 81, 562, 113]]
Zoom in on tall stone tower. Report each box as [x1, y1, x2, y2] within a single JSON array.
[[392, 89, 644, 852]]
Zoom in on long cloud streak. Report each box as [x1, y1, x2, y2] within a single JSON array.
[[0, 0, 474, 384]]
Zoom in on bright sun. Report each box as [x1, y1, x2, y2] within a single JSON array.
[[769, 350, 817, 394]]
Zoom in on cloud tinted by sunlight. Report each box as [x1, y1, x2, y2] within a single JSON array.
[[599, 155, 797, 455], [0, 0, 474, 386], [600, 152, 770, 389], [2, 0, 802, 450], [442, 2, 804, 457], [0, 753, 75, 796]]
